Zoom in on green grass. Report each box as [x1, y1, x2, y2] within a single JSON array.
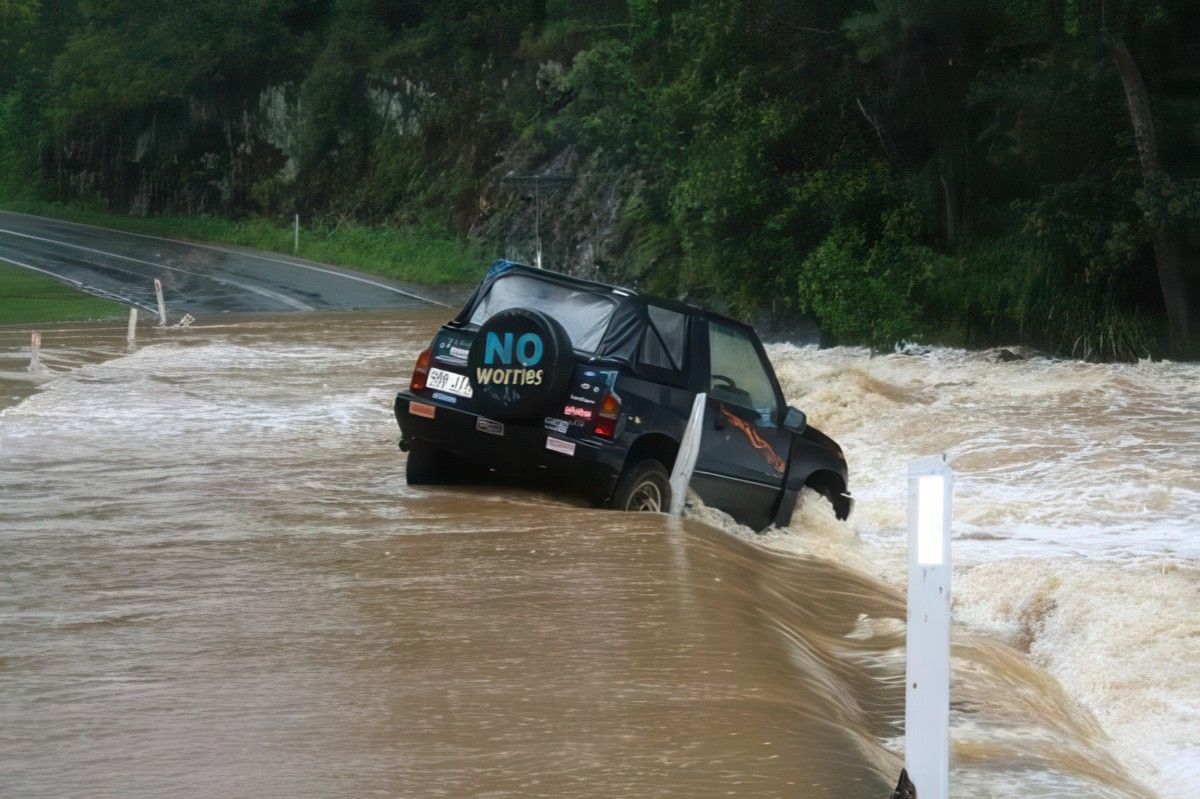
[[0, 261, 126, 325], [0, 199, 486, 286]]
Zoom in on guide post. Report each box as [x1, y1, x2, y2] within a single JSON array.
[[904, 455, 954, 799], [29, 331, 41, 372], [153, 278, 167, 326], [668, 392, 706, 516]]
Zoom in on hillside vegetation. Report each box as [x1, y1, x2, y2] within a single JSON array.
[[2, 0, 1197, 358]]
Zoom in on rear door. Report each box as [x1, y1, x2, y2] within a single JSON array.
[[691, 319, 789, 529]]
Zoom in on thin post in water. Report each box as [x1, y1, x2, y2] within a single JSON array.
[[153, 278, 167, 326], [28, 331, 41, 372], [126, 307, 138, 344], [903, 455, 954, 799], [668, 392, 706, 516]]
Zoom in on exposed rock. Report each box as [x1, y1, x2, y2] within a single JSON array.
[[986, 346, 1035, 362]]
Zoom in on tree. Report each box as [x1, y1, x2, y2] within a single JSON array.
[[1106, 27, 1191, 350]]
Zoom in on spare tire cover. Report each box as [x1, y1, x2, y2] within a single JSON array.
[[467, 308, 575, 421]]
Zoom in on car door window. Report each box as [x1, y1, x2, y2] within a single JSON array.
[[707, 321, 779, 425], [638, 306, 687, 373]]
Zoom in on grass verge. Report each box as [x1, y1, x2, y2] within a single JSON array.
[[0, 261, 126, 325], [0, 199, 486, 286]]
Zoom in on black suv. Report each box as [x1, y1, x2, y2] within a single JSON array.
[[394, 261, 851, 530]]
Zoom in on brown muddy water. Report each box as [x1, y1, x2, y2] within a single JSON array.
[[1, 311, 1195, 798]]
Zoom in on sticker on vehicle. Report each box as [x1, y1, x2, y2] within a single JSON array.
[[427, 367, 474, 398], [476, 417, 504, 436], [544, 417, 569, 434], [410, 401, 436, 419], [434, 332, 473, 366], [545, 436, 576, 456], [563, 405, 593, 420], [431, 392, 458, 404]]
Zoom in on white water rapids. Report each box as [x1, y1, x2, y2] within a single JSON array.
[[748, 341, 1200, 792], [0, 313, 1195, 797]]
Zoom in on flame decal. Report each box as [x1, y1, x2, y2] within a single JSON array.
[[718, 404, 786, 474]]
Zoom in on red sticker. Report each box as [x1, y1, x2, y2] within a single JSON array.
[[410, 401, 436, 419], [563, 405, 593, 420]]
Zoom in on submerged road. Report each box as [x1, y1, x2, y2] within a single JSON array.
[[0, 209, 451, 316]]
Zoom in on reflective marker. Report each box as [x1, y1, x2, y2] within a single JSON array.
[[905, 456, 953, 799], [917, 474, 946, 565]]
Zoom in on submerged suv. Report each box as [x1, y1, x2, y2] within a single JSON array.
[[394, 261, 851, 530]]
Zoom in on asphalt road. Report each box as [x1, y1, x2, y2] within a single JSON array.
[[0, 210, 456, 317]]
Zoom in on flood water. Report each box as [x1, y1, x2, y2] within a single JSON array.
[[1, 311, 1195, 798]]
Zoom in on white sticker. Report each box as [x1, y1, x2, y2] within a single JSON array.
[[476, 417, 504, 436], [545, 437, 576, 457], [544, 417, 569, 434]]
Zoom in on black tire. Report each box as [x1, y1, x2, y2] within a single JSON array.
[[405, 440, 455, 485], [609, 459, 672, 513], [466, 307, 575, 422]]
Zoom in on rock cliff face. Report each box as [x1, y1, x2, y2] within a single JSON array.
[[54, 77, 639, 286], [472, 145, 640, 283]]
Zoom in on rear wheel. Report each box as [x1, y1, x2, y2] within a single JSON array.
[[610, 459, 672, 513], [405, 440, 456, 485]]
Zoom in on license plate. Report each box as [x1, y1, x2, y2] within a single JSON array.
[[476, 417, 504, 436], [546, 437, 576, 456], [427, 367, 474, 398]]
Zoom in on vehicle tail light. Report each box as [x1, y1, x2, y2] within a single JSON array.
[[594, 392, 620, 438], [410, 347, 432, 391]]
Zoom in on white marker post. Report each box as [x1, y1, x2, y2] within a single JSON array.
[[904, 455, 954, 799], [153, 278, 167, 326], [668, 392, 706, 516], [294, 213, 300, 254], [29, 331, 41, 372], [126, 307, 138, 345]]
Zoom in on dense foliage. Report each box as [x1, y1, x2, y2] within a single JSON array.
[[2, 0, 1197, 358]]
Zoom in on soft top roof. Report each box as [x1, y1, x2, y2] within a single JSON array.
[[451, 257, 748, 333], [453, 260, 755, 353]]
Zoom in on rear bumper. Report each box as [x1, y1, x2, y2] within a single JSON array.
[[394, 392, 624, 503]]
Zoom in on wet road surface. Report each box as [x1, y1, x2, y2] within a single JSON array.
[[0, 210, 446, 316], [2, 313, 1189, 798]]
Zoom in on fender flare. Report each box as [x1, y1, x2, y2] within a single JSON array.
[[771, 437, 849, 527]]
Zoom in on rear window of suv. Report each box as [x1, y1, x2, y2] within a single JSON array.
[[468, 274, 617, 352]]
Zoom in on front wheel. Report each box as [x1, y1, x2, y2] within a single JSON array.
[[609, 459, 672, 513]]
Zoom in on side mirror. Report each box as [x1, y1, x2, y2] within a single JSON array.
[[783, 405, 807, 434]]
